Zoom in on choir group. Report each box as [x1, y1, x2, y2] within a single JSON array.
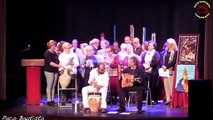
[[43, 35, 178, 114]]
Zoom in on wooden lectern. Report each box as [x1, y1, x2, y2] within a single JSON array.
[[21, 59, 44, 105]]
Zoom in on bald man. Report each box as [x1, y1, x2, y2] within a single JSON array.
[[132, 37, 142, 56], [82, 63, 109, 113]]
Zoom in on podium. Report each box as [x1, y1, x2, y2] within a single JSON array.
[[21, 59, 44, 105]]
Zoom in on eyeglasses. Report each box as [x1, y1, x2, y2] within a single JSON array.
[[64, 47, 71, 49]]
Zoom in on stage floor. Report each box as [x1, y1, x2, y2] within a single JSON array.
[[1, 97, 188, 120]]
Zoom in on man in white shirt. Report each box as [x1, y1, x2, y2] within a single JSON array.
[[70, 39, 84, 61], [82, 63, 109, 113]]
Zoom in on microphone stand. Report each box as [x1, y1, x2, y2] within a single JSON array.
[[72, 74, 80, 113], [18, 45, 31, 53]]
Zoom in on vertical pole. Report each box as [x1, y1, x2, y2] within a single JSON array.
[[113, 25, 116, 42], [151, 33, 156, 41], [130, 25, 135, 42], [142, 27, 146, 44]]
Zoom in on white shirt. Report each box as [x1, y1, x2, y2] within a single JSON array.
[[70, 48, 84, 61], [118, 51, 128, 61], [59, 52, 79, 74], [88, 68, 109, 88], [144, 49, 155, 72], [97, 49, 108, 61]]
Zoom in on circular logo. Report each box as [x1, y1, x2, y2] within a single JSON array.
[[194, 1, 210, 19]]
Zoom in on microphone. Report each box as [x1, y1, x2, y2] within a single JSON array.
[[19, 45, 31, 52], [27, 45, 31, 50]]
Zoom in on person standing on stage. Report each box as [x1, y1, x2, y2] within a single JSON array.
[[97, 39, 110, 61], [44, 40, 63, 106], [71, 39, 84, 60], [105, 46, 120, 104], [132, 37, 142, 56], [159, 42, 168, 103], [124, 36, 132, 45], [122, 44, 141, 69], [113, 41, 120, 54], [82, 63, 109, 113], [80, 45, 100, 89], [55, 40, 65, 56], [80, 43, 89, 56], [117, 43, 128, 64], [117, 56, 146, 114], [160, 38, 178, 105], [71, 39, 84, 95], [140, 41, 149, 57], [141, 40, 160, 105], [89, 38, 100, 55]]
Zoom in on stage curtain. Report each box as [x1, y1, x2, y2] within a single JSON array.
[[204, 0, 213, 83], [204, 0, 213, 106], [0, 0, 6, 100]]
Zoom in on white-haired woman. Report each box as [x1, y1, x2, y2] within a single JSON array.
[[118, 43, 128, 62], [122, 44, 141, 69], [89, 38, 100, 54], [160, 38, 178, 105], [79, 45, 99, 89], [58, 42, 79, 105]]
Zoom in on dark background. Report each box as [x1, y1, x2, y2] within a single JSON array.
[[6, 0, 205, 100]]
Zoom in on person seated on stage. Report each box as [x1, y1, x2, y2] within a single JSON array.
[[58, 42, 79, 105], [82, 63, 109, 113], [117, 56, 146, 114]]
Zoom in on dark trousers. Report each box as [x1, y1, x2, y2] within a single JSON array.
[[119, 86, 144, 110], [144, 72, 159, 103], [77, 71, 83, 95]]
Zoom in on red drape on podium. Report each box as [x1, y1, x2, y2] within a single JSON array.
[[26, 67, 41, 105], [171, 65, 199, 108]]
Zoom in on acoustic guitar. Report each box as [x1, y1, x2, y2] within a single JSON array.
[[121, 73, 142, 88]]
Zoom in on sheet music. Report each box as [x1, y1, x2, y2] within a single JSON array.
[[158, 68, 170, 78]]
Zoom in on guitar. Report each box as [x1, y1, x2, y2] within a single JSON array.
[[121, 73, 142, 88]]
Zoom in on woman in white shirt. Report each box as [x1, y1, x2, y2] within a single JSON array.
[[141, 40, 160, 105], [58, 42, 79, 105]]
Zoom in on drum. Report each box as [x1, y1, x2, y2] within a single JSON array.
[[88, 93, 101, 113], [59, 68, 71, 89]]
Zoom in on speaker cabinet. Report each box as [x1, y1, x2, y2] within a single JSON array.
[[188, 80, 212, 119]]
